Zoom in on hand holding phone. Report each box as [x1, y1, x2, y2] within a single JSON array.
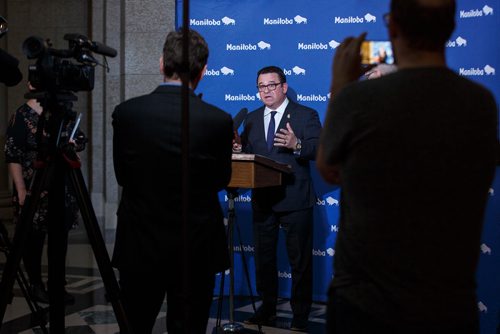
[[360, 41, 394, 65]]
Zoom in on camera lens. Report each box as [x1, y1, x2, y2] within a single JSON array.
[[22, 36, 46, 59]]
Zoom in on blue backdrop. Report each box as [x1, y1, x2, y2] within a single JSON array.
[[175, 1, 500, 332]]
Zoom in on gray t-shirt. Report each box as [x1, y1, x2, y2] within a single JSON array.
[[321, 67, 498, 329]]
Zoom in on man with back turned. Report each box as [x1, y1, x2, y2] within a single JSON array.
[[317, 0, 498, 333], [112, 29, 233, 334]]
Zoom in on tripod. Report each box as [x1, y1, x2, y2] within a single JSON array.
[[0, 221, 48, 334], [214, 189, 262, 334], [0, 91, 132, 333]]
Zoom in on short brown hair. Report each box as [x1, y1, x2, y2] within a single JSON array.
[[162, 29, 209, 82]]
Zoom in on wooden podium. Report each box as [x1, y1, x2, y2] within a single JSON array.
[[228, 153, 292, 189], [220, 154, 291, 333]]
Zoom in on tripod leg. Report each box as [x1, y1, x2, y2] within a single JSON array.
[[67, 167, 133, 334], [16, 271, 49, 334], [0, 221, 48, 333], [0, 166, 51, 329]]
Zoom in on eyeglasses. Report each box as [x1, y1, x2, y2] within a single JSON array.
[[383, 13, 390, 26], [257, 82, 282, 92]]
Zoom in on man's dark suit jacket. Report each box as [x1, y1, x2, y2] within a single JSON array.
[[112, 85, 233, 274], [241, 99, 321, 212]]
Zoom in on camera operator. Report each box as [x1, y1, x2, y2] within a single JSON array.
[[4, 82, 86, 304], [0, 16, 22, 86], [0, 49, 22, 86]]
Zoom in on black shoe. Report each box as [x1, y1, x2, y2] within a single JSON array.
[[244, 307, 276, 326], [290, 317, 308, 332], [30, 284, 49, 304]]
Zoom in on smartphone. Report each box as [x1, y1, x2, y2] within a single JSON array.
[[360, 41, 394, 65]]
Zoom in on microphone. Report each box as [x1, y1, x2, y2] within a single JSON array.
[[232, 108, 248, 131], [90, 41, 117, 58], [64, 34, 117, 58]]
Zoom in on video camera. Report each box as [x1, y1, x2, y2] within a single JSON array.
[[22, 34, 116, 92]]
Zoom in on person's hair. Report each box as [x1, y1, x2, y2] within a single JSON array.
[[391, 0, 456, 51], [162, 29, 209, 82], [256, 66, 287, 84]]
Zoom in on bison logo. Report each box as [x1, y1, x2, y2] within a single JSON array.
[[326, 197, 339, 206], [292, 66, 306, 75], [220, 66, 234, 75], [483, 5, 494, 15], [221, 16, 236, 25], [257, 41, 271, 50], [480, 243, 492, 255], [364, 13, 376, 23], [329, 40, 340, 49], [294, 15, 308, 24], [455, 36, 467, 47], [484, 65, 495, 75]]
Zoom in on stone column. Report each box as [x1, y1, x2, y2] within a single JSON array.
[[90, 0, 174, 230]]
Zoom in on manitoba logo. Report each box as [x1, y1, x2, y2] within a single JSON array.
[[460, 5, 494, 18], [190, 16, 236, 26], [263, 14, 308, 25], [459, 65, 495, 76], [226, 40, 271, 51], [225, 93, 257, 102], [335, 12, 376, 24], [298, 42, 328, 50], [297, 93, 328, 102]]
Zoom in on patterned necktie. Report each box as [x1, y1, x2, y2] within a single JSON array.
[[267, 111, 277, 151]]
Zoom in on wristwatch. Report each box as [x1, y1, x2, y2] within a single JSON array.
[[295, 138, 302, 151]]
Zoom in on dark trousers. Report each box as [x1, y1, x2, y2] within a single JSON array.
[[22, 227, 69, 286], [327, 286, 480, 334], [119, 267, 216, 334], [252, 207, 313, 319]]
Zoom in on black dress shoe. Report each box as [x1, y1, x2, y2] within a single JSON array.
[[290, 317, 308, 332], [244, 308, 276, 325], [30, 284, 49, 304]]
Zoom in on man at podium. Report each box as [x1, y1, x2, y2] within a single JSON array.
[[240, 66, 322, 331]]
